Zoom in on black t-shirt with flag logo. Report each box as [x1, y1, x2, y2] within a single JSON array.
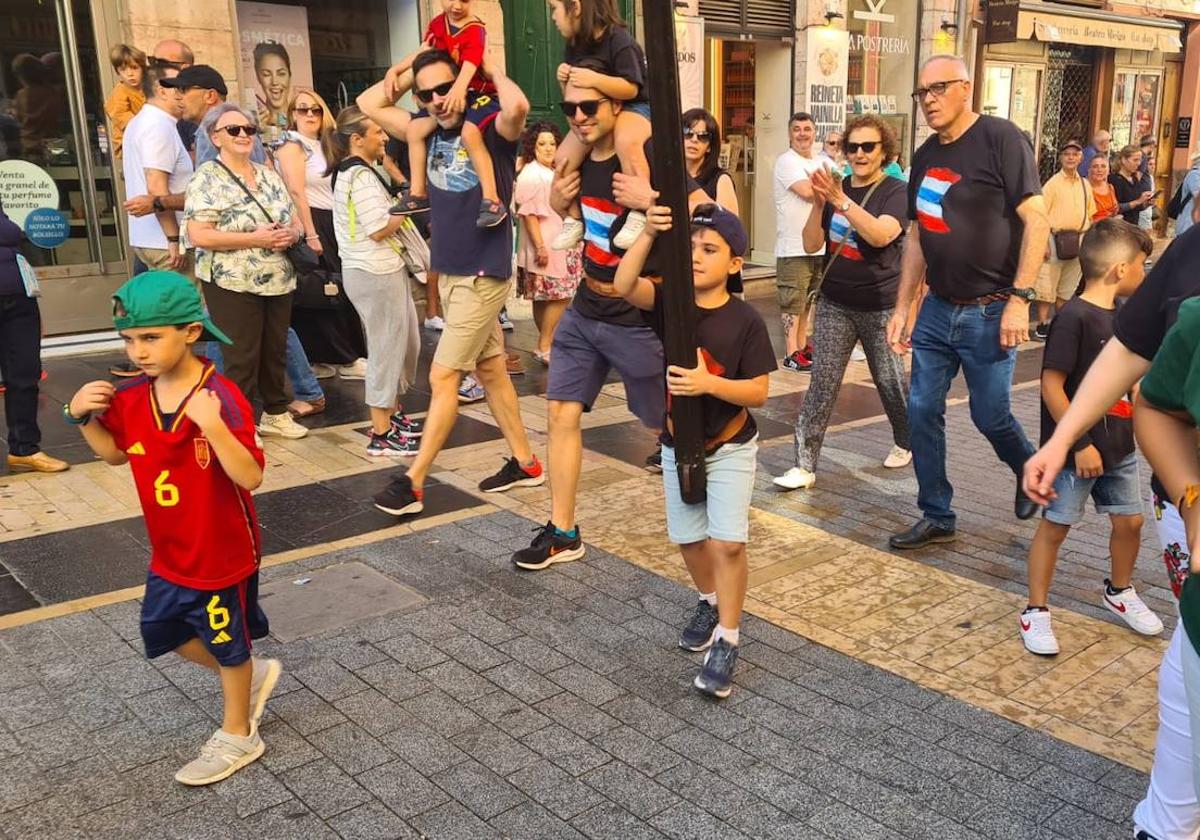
[[907, 115, 1042, 299], [820, 176, 908, 311], [647, 284, 776, 450]]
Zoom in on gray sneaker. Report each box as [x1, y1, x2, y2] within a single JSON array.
[[250, 658, 282, 726], [174, 725, 264, 786], [679, 600, 719, 651]]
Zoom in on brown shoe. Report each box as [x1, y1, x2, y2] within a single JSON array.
[[505, 352, 525, 376], [7, 451, 69, 473], [287, 396, 326, 418]]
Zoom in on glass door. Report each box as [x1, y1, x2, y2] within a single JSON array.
[[0, 0, 120, 269], [1111, 69, 1162, 150]]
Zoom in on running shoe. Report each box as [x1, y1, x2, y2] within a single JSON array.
[[367, 429, 418, 457], [694, 638, 738, 698], [390, 412, 424, 438], [478, 455, 545, 493], [389, 194, 430, 216], [612, 210, 648, 250], [1019, 608, 1059, 655], [458, 375, 485, 404], [258, 411, 308, 440], [499, 310, 515, 331], [1033, 322, 1051, 342], [249, 658, 282, 726], [175, 725, 264, 786], [477, 199, 509, 229], [781, 350, 812, 373], [424, 315, 445, 332], [679, 600, 719, 651], [373, 473, 424, 516], [511, 521, 585, 570], [551, 217, 584, 250], [883, 446, 912, 469], [645, 444, 663, 473]]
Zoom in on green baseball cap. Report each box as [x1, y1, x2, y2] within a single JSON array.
[[112, 271, 232, 345]]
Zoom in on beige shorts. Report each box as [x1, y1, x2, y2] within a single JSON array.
[[433, 273, 510, 372], [775, 256, 823, 315], [1034, 257, 1082, 303], [133, 247, 195, 283]]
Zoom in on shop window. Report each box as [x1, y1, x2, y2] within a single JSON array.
[[1111, 70, 1160, 151], [846, 0, 917, 164], [0, 0, 120, 269], [982, 64, 1042, 149]]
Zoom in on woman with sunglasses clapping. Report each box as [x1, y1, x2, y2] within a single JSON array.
[[184, 103, 310, 440], [774, 115, 913, 491]]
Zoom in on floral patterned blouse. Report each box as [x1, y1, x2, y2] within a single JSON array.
[[184, 160, 297, 296]]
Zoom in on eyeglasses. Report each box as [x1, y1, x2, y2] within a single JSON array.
[[912, 79, 967, 102], [683, 128, 712, 142], [825, 139, 842, 147], [844, 141, 879, 154], [414, 81, 455, 104], [150, 57, 187, 71], [558, 98, 610, 118], [218, 124, 259, 137], [293, 105, 324, 117]]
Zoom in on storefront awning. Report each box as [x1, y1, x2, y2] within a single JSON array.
[[1017, 2, 1183, 53]]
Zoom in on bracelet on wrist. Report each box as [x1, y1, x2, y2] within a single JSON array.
[[1178, 484, 1200, 515], [62, 402, 90, 426]]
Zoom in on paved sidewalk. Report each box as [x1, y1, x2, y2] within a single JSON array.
[[0, 512, 1146, 840]]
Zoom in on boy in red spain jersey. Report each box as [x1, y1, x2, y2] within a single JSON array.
[[387, 0, 507, 228], [66, 270, 281, 786]]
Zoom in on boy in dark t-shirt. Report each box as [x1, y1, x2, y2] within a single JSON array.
[[614, 203, 776, 698], [1021, 220, 1163, 656]]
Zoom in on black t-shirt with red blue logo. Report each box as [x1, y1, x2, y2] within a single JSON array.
[[907, 115, 1041, 299], [647, 285, 777, 449], [820, 176, 907, 311]]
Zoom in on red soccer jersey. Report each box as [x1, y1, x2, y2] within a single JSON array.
[[426, 13, 497, 95], [97, 364, 264, 590]]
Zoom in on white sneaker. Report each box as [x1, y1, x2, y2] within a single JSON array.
[[175, 724, 265, 786], [772, 467, 815, 491], [258, 411, 308, 440], [1020, 609, 1059, 655], [311, 363, 336, 380], [337, 358, 368, 380], [424, 315, 445, 331], [850, 344, 867, 362], [612, 211, 648, 250], [250, 657, 282, 726], [883, 446, 912, 469], [1103, 582, 1165, 636], [552, 217, 584, 250]]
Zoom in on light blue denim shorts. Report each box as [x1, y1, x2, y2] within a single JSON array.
[[661, 436, 757, 544], [1045, 452, 1143, 526]]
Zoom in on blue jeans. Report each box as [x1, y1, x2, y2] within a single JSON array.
[[205, 328, 321, 402], [907, 294, 1034, 529]]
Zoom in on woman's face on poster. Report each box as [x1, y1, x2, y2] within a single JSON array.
[[257, 52, 292, 111]]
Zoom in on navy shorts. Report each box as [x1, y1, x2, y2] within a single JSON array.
[[624, 101, 651, 120], [547, 306, 665, 428], [414, 92, 501, 130], [140, 571, 268, 667]]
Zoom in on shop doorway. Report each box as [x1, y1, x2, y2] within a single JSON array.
[[1039, 46, 1095, 182]]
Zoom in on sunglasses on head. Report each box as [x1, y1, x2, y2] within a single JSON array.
[[558, 98, 609, 118], [683, 127, 712, 142], [845, 141, 879, 154], [218, 124, 258, 137], [414, 81, 455, 104], [293, 105, 323, 117]]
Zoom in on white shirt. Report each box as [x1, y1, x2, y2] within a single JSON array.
[[288, 132, 333, 211], [122, 103, 193, 250], [333, 164, 403, 274], [773, 148, 825, 257]]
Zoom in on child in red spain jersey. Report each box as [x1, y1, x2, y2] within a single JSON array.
[[389, 0, 507, 228], [66, 271, 282, 787]]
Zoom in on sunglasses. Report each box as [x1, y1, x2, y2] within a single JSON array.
[[825, 139, 842, 147], [150, 57, 186, 70], [293, 105, 324, 117], [218, 124, 259, 137], [844, 141, 879, 154], [414, 81, 455, 104], [558, 98, 609, 118], [683, 128, 712, 142]]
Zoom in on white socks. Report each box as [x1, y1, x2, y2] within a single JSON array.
[[715, 624, 739, 646], [700, 591, 717, 606]]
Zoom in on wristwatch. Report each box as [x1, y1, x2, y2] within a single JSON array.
[[1006, 286, 1037, 301], [62, 402, 90, 426], [838, 197, 852, 213], [152, 196, 165, 213]]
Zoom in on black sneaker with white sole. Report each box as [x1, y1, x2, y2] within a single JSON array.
[[644, 445, 662, 473], [679, 600, 720, 651], [390, 412, 424, 438], [373, 473, 424, 516], [511, 521, 585, 570], [478, 456, 545, 493], [694, 638, 738, 698]]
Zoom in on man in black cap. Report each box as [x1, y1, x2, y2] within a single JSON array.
[[1032, 138, 1095, 340]]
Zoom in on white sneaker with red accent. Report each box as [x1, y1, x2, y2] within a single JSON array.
[[1102, 582, 1165, 636], [1019, 609, 1059, 656]]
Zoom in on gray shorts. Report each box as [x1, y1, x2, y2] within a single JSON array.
[[546, 307, 665, 429]]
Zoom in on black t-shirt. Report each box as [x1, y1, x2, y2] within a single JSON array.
[[427, 121, 516, 278], [1108, 170, 1153, 225], [647, 285, 777, 449], [178, 120, 198, 153], [1040, 297, 1133, 470], [1114, 225, 1200, 361], [820, 176, 907, 311], [564, 27, 648, 104], [907, 115, 1041, 299]]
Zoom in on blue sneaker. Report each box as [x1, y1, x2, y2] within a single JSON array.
[[693, 638, 738, 699], [458, 375, 485, 404], [678, 600, 719, 651], [390, 412, 424, 438]]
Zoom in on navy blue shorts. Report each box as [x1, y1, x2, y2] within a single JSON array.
[[546, 307, 665, 428], [140, 571, 268, 667], [624, 101, 651, 120], [414, 92, 501, 130]]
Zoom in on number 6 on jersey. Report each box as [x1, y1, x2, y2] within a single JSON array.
[[154, 470, 180, 507]]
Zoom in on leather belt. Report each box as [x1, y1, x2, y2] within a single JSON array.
[[947, 292, 1010, 306]]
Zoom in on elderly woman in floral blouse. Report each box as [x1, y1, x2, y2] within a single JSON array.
[[185, 103, 308, 440]]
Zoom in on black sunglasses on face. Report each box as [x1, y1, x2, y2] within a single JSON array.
[[414, 81, 455, 104], [559, 98, 609, 118], [683, 128, 711, 142], [845, 141, 879, 154], [293, 105, 324, 117], [218, 124, 258, 137]]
